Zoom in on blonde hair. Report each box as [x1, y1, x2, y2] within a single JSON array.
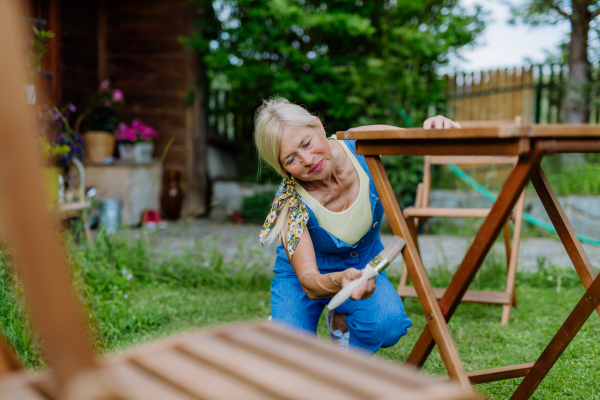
[[254, 97, 322, 179], [254, 97, 322, 247]]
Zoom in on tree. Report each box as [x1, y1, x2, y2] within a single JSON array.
[[511, 0, 600, 123], [186, 0, 484, 182]]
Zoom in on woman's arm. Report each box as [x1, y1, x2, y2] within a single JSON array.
[[286, 228, 376, 301], [348, 116, 461, 131]]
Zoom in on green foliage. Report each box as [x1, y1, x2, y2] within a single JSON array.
[[185, 0, 485, 181], [546, 162, 600, 195], [0, 246, 44, 369], [241, 190, 276, 224], [3, 235, 600, 398], [381, 155, 423, 206], [26, 26, 54, 82], [0, 232, 273, 366]]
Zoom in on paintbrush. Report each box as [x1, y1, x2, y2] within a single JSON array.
[[327, 236, 406, 310]]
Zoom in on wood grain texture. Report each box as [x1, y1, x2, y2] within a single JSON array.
[[403, 207, 493, 218], [530, 166, 600, 317], [337, 126, 524, 140], [431, 363, 535, 385], [406, 147, 543, 367], [134, 349, 279, 400], [365, 156, 473, 392], [354, 138, 531, 156], [0, 0, 94, 387], [502, 192, 525, 325], [429, 156, 518, 165], [529, 124, 600, 137], [397, 287, 511, 305]]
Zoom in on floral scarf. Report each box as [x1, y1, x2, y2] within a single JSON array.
[[259, 178, 309, 258]]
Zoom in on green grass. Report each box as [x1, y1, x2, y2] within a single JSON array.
[[1, 233, 599, 399]]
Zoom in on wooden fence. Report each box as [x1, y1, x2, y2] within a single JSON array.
[[445, 64, 600, 124]]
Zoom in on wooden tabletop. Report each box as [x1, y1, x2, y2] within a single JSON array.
[[0, 323, 479, 400], [337, 124, 600, 140]]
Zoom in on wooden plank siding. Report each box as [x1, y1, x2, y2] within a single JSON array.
[[102, 0, 206, 214], [59, 0, 100, 108]]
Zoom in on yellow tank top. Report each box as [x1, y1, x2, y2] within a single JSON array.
[[295, 138, 373, 245]]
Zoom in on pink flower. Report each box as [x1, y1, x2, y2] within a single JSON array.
[[140, 125, 158, 141], [100, 79, 109, 91], [116, 122, 136, 142], [113, 89, 123, 102], [131, 119, 145, 132], [131, 119, 158, 141]]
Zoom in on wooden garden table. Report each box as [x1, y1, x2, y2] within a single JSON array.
[[337, 124, 600, 399]]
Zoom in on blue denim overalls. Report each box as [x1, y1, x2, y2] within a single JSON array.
[[270, 140, 412, 353]]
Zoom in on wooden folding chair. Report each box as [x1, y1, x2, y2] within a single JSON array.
[[0, 2, 479, 399], [398, 119, 525, 325]]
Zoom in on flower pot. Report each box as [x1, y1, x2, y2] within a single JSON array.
[[118, 143, 135, 161], [134, 142, 154, 164], [43, 166, 61, 205], [83, 131, 115, 163]]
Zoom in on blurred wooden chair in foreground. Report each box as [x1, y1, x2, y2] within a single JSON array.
[[399, 119, 525, 325], [0, 1, 478, 399]]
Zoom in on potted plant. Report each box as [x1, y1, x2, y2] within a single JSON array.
[[115, 119, 158, 163], [38, 103, 85, 203], [77, 79, 124, 163]]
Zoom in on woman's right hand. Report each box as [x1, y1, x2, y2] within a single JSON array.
[[342, 268, 377, 300]]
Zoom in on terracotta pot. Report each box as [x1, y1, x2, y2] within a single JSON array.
[[83, 131, 115, 163]]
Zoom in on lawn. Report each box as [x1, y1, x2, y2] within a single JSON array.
[[0, 231, 599, 399]]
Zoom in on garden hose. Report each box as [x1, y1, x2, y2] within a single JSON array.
[[447, 164, 600, 246]]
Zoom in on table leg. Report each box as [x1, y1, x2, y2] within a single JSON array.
[[510, 273, 600, 399], [407, 147, 544, 367], [365, 156, 472, 391], [530, 166, 600, 317]]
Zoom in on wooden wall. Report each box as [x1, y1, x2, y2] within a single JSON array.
[[102, 0, 206, 214], [60, 0, 99, 108]]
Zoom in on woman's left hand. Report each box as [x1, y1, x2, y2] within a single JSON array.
[[423, 115, 461, 129]]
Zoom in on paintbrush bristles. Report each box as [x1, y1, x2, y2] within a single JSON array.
[[379, 236, 406, 262]]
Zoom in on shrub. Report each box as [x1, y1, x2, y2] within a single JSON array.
[[241, 190, 276, 225]]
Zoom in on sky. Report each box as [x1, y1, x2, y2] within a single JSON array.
[[445, 0, 571, 73]]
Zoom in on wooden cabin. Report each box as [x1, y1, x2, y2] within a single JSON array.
[[20, 0, 207, 215]]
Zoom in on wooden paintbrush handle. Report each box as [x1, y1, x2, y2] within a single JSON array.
[[327, 236, 406, 310], [379, 236, 406, 262]]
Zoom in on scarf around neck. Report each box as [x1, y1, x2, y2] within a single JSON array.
[[259, 178, 309, 258]]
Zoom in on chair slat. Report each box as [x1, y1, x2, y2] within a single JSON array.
[[397, 287, 511, 305], [134, 348, 278, 400], [429, 156, 518, 165], [0, 385, 47, 400], [404, 208, 492, 218], [181, 335, 365, 400], [223, 329, 410, 397], [99, 363, 192, 400]]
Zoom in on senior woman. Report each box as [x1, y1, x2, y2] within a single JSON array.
[[256, 98, 460, 353]]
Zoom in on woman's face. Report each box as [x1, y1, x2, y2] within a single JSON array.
[[279, 121, 333, 182]]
